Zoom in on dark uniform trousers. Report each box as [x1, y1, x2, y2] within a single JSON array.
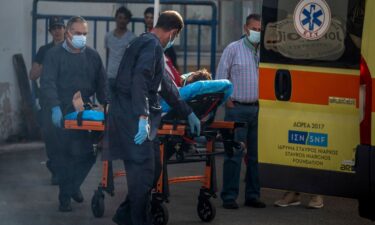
[[115, 157, 154, 225], [111, 134, 163, 225], [39, 107, 60, 175], [55, 129, 96, 203]]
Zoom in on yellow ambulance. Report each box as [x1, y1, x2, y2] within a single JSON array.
[[258, 0, 373, 201]]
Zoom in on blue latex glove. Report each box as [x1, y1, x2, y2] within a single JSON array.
[[187, 112, 200, 136], [51, 106, 63, 128], [134, 117, 150, 145]]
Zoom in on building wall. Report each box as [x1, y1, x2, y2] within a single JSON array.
[[0, 0, 33, 141], [0, 0, 131, 142]]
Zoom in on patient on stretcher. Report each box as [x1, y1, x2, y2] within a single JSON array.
[[64, 71, 234, 161], [65, 69, 233, 122], [161, 69, 232, 113]]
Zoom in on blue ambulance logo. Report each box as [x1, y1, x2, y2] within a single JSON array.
[[294, 0, 331, 40]]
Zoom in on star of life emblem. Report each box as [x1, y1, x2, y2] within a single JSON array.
[[293, 0, 331, 40]]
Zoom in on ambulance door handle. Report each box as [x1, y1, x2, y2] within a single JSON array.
[[274, 69, 292, 101]]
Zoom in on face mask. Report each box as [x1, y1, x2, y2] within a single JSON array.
[[71, 35, 86, 49], [247, 30, 260, 44], [164, 34, 175, 51]]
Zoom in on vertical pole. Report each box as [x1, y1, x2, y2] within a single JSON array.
[[45, 19, 49, 44], [32, 0, 38, 60], [93, 20, 97, 49], [31, 0, 39, 106], [183, 27, 188, 73], [211, 4, 217, 78], [197, 25, 201, 70], [154, 0, 160, 26]]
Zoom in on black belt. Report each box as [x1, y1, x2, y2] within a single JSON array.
[[232, 100, 259, 106]]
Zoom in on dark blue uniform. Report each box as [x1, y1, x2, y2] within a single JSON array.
[[40, 43, 109, 206], [104, 32, 191, 225]]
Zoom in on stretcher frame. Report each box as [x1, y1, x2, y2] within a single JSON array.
[[64, 119, 244, 224]]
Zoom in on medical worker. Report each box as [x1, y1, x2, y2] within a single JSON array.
[[104, 10, 200, 225], [40, 16, 109, 212]]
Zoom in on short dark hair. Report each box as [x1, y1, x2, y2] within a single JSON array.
[[66, 16, 87, 30], [144, 7, 154, 15], [115, 6, 132, 19], [155, 10, 184, 33], [246, 14, 261, 24], [49, 16, 65, 30], [184, 69, 212, 86]]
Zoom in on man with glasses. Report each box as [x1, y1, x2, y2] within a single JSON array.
[[40, 16, 109, 212], [29, 16, 65, 186]]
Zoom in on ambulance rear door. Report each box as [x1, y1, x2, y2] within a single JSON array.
[[258, 0, 364, 198], [356, 0, 375, 219]]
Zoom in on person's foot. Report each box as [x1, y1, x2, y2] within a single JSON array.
[[222, 201, 239, 209], [59, 199, 72, 212], [112, 202, 130, 225], [307, 195, 324, 209], [51, 174, 59, 185], [71, 190, 84, 203], [274, 192, 301, 207], [245, 198, 266, 208], [112, 213, 126, 225]]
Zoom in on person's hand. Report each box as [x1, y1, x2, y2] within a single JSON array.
[[51, 106, 63, 128], [29, 63, 42, 81], [225, 99, 235, 108], [187, 112, 200, 136], [134, 117, 150, 145]]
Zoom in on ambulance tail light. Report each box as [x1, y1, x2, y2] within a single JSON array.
[[359, 56, 372, 145]]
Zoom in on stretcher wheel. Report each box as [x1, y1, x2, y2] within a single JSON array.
[[197, 198, 216, 222], [91, 190, 105, 218], [176, 151, 184, 161], [152, 202, 169, 225]]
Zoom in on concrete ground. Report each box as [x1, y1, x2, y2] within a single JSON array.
[[0, 142, 373, 225]]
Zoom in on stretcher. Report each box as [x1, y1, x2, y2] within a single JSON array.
[[64, 93, 245, 225]]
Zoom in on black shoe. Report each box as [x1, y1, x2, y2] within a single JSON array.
[[244, 199, 266, 208], [112, 213, 126, 225], [51, 174, 59, 185], [223, 201, 239, 209], [59, 200, 72, 212], [71, 190, 84, 203]]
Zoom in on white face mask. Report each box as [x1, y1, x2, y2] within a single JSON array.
[[247, 29, 260, 44], [71, 35, 86, 49], [164, 34, 175, 51]]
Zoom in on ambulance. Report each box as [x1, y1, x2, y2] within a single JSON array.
[[258, 0, 374, 214]]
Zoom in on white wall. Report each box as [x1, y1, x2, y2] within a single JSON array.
[[0, 0, 33, 141], [0, 1, 136, 142]]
